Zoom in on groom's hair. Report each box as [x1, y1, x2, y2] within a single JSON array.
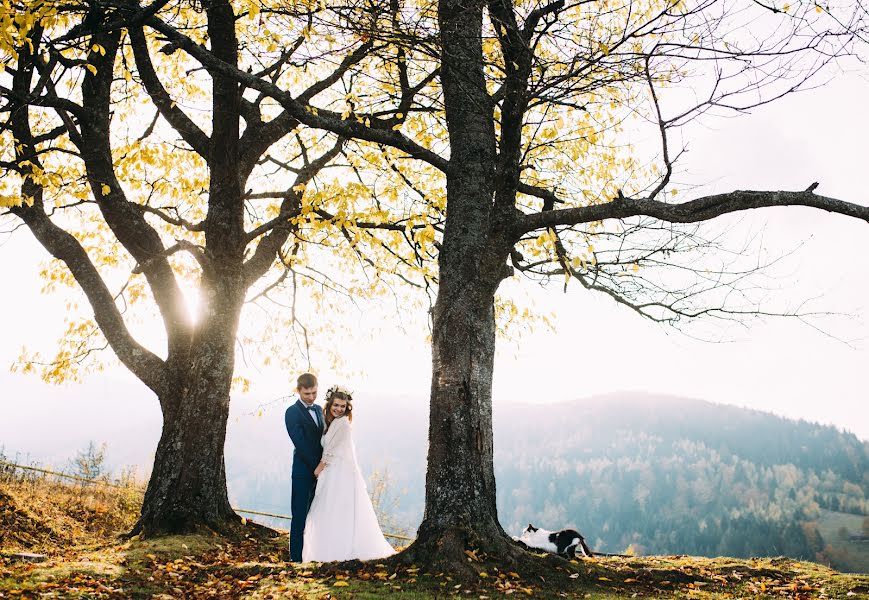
[[296, 372, 318, 389]]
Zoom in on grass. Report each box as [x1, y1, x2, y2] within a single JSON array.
[[816, 509, 869, 574], [1, 473, 869, 598], [0, 473, 141, 554]]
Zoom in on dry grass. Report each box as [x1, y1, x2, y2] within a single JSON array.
[[0, 462, 142, 554]]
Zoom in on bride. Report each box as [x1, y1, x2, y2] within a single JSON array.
[[302, 386, 396, 562]]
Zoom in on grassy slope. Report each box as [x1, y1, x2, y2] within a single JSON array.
[[2, 480, 868, 599], [815, 510, 869, 575]]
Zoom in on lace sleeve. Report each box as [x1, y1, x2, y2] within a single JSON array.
[[322, 417, 352, 463]]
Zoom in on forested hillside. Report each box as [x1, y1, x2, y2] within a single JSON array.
[[493, 394, 869, 569]]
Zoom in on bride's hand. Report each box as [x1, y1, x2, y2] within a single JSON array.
[[314, 462, 326, 477]]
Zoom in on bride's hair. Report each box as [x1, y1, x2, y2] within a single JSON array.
[[323, 386, 353, 430]]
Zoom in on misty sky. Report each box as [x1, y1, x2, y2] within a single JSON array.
[[1, 60, 868, 468]]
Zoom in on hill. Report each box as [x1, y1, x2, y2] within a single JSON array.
[[492, 393, 869, 571], [5, 390, 868, 573], [2, 473, 868, 599]]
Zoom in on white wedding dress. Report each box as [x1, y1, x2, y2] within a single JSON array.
[[302, 416, 396, 562]]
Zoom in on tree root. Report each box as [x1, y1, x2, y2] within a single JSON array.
[[375, 526, 573, 584], [124, 510, 277, 541]]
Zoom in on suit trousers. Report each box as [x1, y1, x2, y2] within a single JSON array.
[[290, 475, 317, 562]]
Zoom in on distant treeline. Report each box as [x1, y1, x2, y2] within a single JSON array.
[[494, 395, 869, 565]]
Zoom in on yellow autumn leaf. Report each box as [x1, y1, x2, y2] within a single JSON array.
[[100, 184, 111, 195], [333, 581, 349, 587], [0, 194, 22, 208]]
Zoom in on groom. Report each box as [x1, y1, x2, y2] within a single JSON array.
[[284, 372, 325, 562]]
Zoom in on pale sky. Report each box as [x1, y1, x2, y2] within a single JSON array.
[[1, 63, 868, 463]]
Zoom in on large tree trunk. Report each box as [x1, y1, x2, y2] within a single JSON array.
[[132, 266, 246, 535], [131, 0, 248, 536], [405, 258, 518, 566], [131, 185, 248, 534], [396, 230, 523, 574], [395, 0, 523, 572], [134, 363, 236, 535]]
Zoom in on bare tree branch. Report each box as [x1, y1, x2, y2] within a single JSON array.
[[242, 138, 345, 285], [129, 26, 211, 157], [519, 188, 869, 236], [6, 25, 166, 392], [144, 14, 453, 174], [77, 19, 193, 356]]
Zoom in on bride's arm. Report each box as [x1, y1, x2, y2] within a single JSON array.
[[320, 418, 352, 468]]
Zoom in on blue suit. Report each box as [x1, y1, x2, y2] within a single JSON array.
[[285, 399, 325, 562]]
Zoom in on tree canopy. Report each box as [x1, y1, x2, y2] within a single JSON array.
[[2, 0, 868, 572]]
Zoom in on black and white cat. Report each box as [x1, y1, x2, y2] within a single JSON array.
[[515, 523, 593, 559]]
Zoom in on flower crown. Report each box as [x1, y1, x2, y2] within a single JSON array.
[[326, 384, 353, 401]]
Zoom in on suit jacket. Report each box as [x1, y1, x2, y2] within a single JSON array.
[[285, 399, 325, 480]]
